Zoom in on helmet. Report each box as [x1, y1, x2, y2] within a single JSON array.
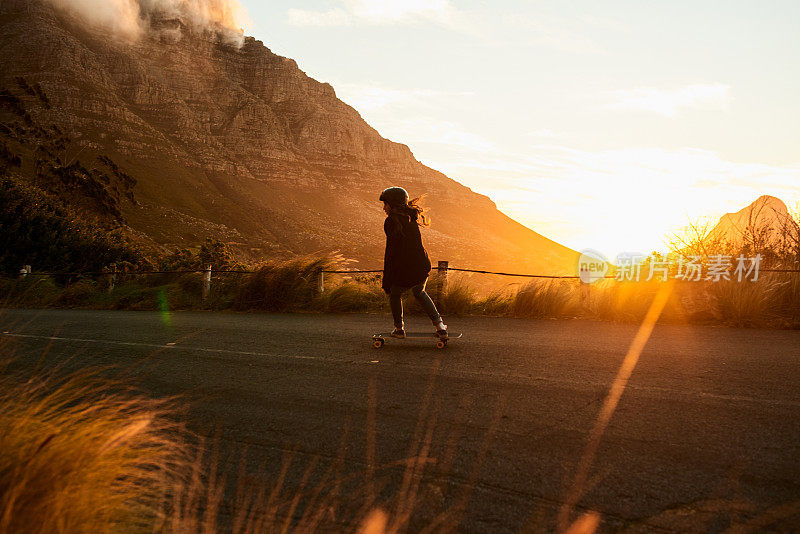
[[379, 186, 409, 207]]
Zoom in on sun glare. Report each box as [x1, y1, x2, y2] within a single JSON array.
[[451, 145, 799, 260]]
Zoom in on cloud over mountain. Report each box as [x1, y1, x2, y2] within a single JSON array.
[[43, 0, 247, 44]]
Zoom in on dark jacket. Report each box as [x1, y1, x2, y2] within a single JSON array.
[[382, 211, 432, 293]]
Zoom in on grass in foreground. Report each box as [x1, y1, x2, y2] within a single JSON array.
[[0, 363, 185, 533], [0, 353, 501, 533]]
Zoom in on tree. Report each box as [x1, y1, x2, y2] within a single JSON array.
[[198, 238, 235, 270], [666, 216, 727, 262]]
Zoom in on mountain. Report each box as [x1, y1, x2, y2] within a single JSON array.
[[706, 195, 799, 254], [696, 195, 800, 264], [0, 0, 580, 274]]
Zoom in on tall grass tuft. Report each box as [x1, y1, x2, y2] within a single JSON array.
[[441, 277, 478, 316], [0, 367, 186, 534], [235, 257, 332, 311], [325, 280, 387, 313], [475, 289, 513, 316], [511, 280, 576, 318], [581, 280, 686, 324], [770, 271, 800, 327], [712, 275, 780, 327]]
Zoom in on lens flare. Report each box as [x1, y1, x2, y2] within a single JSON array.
[[157, 289, 171, 327]]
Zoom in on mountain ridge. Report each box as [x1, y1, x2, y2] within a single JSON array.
[[0, 0, 580, 274]]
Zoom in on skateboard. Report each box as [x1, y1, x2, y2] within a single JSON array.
[[371, 332, 463, 349]]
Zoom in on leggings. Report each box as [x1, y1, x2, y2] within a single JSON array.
[[389, 278, 442, 328]]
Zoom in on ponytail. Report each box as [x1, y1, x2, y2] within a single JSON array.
[[400, 196, 429, 227]]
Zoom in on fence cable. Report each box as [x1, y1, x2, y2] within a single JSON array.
[[11, 266, 800, 278]]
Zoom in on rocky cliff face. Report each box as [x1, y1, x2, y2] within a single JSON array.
[[0, 0, 579, 273]]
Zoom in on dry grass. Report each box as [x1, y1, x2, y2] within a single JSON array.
[[578, 280, 687, 324], [711, 278, 779, 327], [474, 289, 514, 317], [511, 280, 577, 319], [440, 277, 478, 316], [324, 280, 387, 313], [0, 365, 187, 533], [768, 272, 800, 327], [235, 257, 332, 312]]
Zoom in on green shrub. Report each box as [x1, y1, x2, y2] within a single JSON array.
[[54, 279, 97, 307], [0, 275, 59, 307], [0, 178, 145, 275], [108, 284, 163, 311], [175, 273, 203, 295], [206, 272, 247, 310]]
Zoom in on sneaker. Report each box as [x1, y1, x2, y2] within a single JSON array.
[[436, 325, 448, 339], [391, 327, 405, 338]]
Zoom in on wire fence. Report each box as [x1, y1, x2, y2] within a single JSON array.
[[10, 266, 800, 278], [6, 260, 798, 322], [9, 260, 799, 293], [6, 258, 800, 307]]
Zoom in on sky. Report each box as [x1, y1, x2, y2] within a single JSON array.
[[236, 0, 799, 259]]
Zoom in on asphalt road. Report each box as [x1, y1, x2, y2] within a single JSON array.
[[2, 308, 799, 532]]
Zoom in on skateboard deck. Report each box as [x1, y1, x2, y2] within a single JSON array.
[[371, 332, 462, 349]]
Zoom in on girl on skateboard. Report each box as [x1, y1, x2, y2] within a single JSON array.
[[380, 186, 447, 339]]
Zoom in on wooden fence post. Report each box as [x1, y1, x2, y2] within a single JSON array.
[[317, 270, 325, 294], [438, 261, 449, 293], [108, 263, 117, 293], [202, 265, 212, 301], [436, 260, 449, 308]]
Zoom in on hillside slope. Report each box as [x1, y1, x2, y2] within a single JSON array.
[[0, 0, 579, 273]]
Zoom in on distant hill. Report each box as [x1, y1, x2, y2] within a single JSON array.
[[705, 195, 800, 256], [0, 0, 580, 274]]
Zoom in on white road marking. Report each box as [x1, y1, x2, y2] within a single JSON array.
[[0, 332, 325, 362]]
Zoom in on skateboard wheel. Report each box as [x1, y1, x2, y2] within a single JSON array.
[[435, 340, 446, 349], [372, 339, 384, 349]]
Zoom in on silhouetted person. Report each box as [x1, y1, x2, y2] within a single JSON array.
[[379, 187, 447, 339]]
